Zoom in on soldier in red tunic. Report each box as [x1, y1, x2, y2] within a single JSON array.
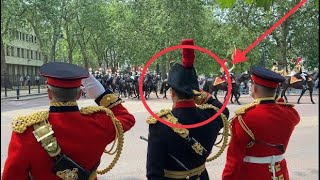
[[2, 62, 135, 180], [222, 66, 300, 180]]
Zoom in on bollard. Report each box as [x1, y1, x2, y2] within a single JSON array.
[[16, 86, 20, 99], [5, 86, 7, 97], [29, 84, 31, 94], [38, 84, 40, 93]]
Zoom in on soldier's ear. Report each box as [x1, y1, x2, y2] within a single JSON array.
[[47, 86, 53, 100], [76, 89, 82, 100], [170, 88, 175, 96]]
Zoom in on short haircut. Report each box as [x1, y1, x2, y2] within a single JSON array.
[[254, 83, 277, 97], [47, 85, 80, 102], [172, 88, 194, 99]]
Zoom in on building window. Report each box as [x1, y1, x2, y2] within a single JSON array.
[[31, 35, 34, 43], [39, 52, 41, 60], [21, 48, 25, 58], [11, 46, 14, 56], [27, 49, 30, 59], [34, 36, 37, 43], [22, 33, 25, 41], [30, 50, 33, 59], [17, 48, 21, 57], [35, 51, 38, 60], [6, 46, 10, 56], [16, 31, 19, 39]]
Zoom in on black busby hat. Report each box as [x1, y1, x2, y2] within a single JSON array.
[[39, 62, 89, 88], [167, 39, 199, 96]]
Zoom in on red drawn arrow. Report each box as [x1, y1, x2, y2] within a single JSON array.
[[232, 0, 307, 64]]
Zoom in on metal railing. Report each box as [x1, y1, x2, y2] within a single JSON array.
[[1, 75, 46, 89]]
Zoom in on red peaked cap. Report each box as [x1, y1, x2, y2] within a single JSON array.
[[181, 39, 195, 68], [39, 62, 89, 88]]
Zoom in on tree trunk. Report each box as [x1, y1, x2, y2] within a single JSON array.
[[280, 21, 289, 70], [78, 35, 89, 69], [1, 36, 9, 87], [68, 48, 73, 64], [160, 58, 167, 80], [28, 17, 49, 64]]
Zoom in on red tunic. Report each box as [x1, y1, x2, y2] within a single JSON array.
[[2, 103, 135, 180], [222, 100, 300, 180]]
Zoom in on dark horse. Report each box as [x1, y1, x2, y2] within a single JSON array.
[[131, 74, 140, 99], [280, 70, 319, 104], [143, 74, 160, 99], [203, 72, 251, 105], [160, 79, 170, 98]]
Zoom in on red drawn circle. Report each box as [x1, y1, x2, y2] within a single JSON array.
[[139, 45, 232, 129]]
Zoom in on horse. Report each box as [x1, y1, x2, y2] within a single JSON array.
[[143, 74, 160, 99], [160, 79, 170, 98], [101, 74, 114, 90], [280, 70, 319, 104], [129, 74, 140, 99], [117, 75, 129, 98], [203, 72, 251, 105], [111, 75, 120, 93]]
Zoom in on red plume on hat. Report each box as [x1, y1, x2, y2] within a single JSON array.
[[181, 39, 195, 68], [295, 56, 302, 65]]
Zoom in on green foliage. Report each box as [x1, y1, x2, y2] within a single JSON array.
[[216, 0, 237, 8], [2, 0, 318, 76]]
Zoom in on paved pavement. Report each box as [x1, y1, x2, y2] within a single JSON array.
[[1, 93, 319, 179], [1, 87, 47, 100]]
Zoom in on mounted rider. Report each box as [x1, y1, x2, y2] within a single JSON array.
[[293, 56, 308, 90], [271, 62, 284, 75], [214, 60, 235, 87], [220, 61, 235, 80]]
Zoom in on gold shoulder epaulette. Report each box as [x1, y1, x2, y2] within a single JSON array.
[[146, 109, 189, 138], [146, 109, 171, 124], [234, 102, 257, 115], [80, 106, 114, 116], [197, 104, 219, 111], [12, 111, 49, 133], [276, 102, 295, 107]]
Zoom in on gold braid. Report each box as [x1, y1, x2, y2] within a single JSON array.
[[147, 104, 230, 162], [79, 106, 124, 175], [146, 109, 189, 138], [12, 102, 124, 176], [50, 101, 78, 107], [12, 111, 49, 133], [197, 104, 230, 162], [229, 97, 278, 148]]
